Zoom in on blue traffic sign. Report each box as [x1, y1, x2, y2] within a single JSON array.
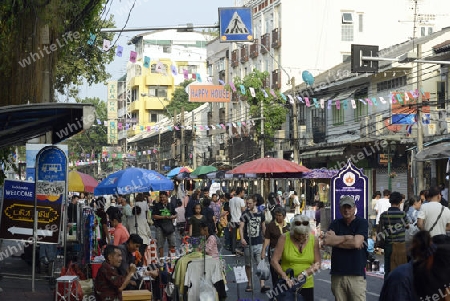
[[219, 7, 254, 43]]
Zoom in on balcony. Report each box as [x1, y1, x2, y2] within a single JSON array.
[[250, 40, 259, 58], [260, 33, 270, 54], [271, 69, 281, 89], [271, 28, 281, 49], [240, 46, 249, 64], [231, 49, 239, 68]]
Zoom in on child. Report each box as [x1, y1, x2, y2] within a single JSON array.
[[189, 203, 206, 248], [199, 222, 219, 257], [367, 232, 376, 262]]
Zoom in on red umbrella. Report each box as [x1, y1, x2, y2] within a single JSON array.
[[227, 157, 310, 175]]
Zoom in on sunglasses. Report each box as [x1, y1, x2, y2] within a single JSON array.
[[294, 221, 310, 226]]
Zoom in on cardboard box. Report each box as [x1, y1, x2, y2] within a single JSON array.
[[122, 290, 152, 301]]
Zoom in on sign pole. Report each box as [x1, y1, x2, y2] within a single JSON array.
[[32, 204, 38, 291]]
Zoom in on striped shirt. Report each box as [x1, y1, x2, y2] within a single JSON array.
[[379, 207, 408, 243]]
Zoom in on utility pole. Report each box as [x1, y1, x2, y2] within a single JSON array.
[[416, 43, 424, 193], [173, 109, 177, 165], [260, 101, 264, 159], [192, 111, 197, 169], [291, 77, 299, 164], [181, 107, 185, 166], [158, 133, 161, 172]]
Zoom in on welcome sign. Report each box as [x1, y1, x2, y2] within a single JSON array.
[[330, 160, 368, 221]]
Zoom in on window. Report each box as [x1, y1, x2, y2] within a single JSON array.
[[428, 27, 433, 35], [358, 14, 363, 32], [298, 103, 306, 126], [178, 65, 197, 74], [341, 24, 354, 41], [131, 87, 139, 102], [343, 54, 351, 62], [354, 88, 368, 122], [342, 12, 353, 24], [162, 46, 171, 53], [148, 86, 168, 98], [332, 104, 344, 126], [149, 113, 158, 123], [151, 63, 168, 73], [207, 64, 213, 77], [421, 27, 425, 36], [376, 76, 407, 92], [311, 109, 326, 143]]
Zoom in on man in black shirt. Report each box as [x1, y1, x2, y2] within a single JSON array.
[[152, 191, 177, 258]]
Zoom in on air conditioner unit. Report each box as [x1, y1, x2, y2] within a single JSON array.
[[360, 116, 370, 138]]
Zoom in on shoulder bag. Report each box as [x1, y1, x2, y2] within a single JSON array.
[[428, 205, 445, 233]]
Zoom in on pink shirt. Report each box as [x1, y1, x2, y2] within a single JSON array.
[[113, 223, 130, 246], [205, 235, 219, 258]]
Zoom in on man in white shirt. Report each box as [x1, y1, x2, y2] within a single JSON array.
[[418, 186, 450, 238], [374, 190, 391, 227], [229, 187, 246, 255]]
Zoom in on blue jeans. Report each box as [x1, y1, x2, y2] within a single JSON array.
[[39, 244, 57, 262]]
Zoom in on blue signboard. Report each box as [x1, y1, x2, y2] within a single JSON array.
[[330, 160, 368, 221], [219, 7, 254, 42], [0, 180, 38, 240], [35, 146, 67, 243]]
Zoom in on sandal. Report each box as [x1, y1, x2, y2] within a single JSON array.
[[245, 285, 253, 292], [261, 286, 271, 293]]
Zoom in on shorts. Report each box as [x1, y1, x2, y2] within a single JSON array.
[[155, 227, 176, 249], [243, 243, 263, 267]]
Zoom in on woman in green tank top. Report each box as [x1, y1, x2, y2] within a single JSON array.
[[271, 214, 321, 301]]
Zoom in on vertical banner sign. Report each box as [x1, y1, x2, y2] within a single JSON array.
[[35, 146, 68, 243], [0, 180, 37, 240], [330, 160, 368, 221]]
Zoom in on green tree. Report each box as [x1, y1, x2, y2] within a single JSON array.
[[63, 97, 107, 167], [0, 0, 115, 105], [165, 80, 203, 116], [230, 69, 288, 149]]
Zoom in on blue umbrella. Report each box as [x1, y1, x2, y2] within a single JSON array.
[[167, 167, 182, 178], [94, 167, 174, 195]]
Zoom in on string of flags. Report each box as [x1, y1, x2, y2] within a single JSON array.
[[96, 118, 255, 133]]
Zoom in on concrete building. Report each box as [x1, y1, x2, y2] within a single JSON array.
[[116, 29, 213, 153], [293, 27, 450, 198]]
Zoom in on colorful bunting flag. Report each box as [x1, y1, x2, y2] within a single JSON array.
[[229, 81, 237, 92], [196, 73, 202, 82], [183, 69, 189, 80], [102, 39, 111, 51], [239, 85, 246, 95], [143, 56, 150, 68], [116, 45, 123, 57], [130, 51, 137, 63], [249, 87, 256, 97], [218, 79, 225, 85], [171, 65, 177, 76], [87, 33, 96, 46], [261, 88, 268, 98]]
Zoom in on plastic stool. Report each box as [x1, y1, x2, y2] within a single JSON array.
[[55, 275, 79, 301]]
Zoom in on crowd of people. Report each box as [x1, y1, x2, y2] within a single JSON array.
[[61, 182, 450, 301]]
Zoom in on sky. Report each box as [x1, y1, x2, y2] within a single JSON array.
[[74, 0, 234, 101]]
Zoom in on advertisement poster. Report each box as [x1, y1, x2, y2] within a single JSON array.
[[330, 160, 368, 221], [0, 180, 41, 241], [34, 146, 68, 243]]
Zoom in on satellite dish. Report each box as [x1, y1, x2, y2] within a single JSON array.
[[302, 70, 315, 86]]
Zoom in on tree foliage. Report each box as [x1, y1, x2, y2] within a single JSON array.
[[230, 69, 288, 149], [0, 0, 115, 105], [63, 97, 107, 166], [165, 80, 203, 116]]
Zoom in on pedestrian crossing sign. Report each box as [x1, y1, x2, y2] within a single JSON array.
[[219, 7, 254, 42]]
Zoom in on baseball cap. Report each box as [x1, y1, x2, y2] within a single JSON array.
[[339, 196, 355, 207]]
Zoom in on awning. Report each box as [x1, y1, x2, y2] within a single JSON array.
[[0, 103, 95, 148], [415, 142, 450, 161], [333, 89, 358, 100], [300, 150, 317, 159], [317, 147, 346, 158]]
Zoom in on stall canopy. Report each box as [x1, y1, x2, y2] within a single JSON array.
[[415, 142, 450, 161], [0, 103, 95, 148], [227, 157, 310, 177]]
